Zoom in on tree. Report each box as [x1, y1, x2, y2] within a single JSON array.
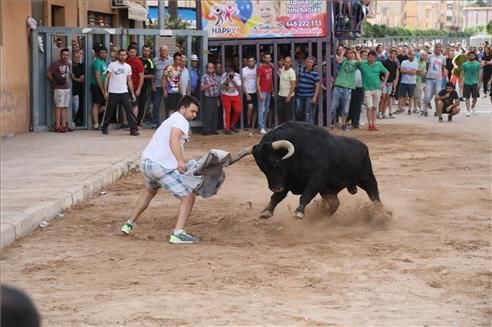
[[466, 0, 492, 7]]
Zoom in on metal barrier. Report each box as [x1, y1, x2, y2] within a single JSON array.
[[31, 27, 207, 131]]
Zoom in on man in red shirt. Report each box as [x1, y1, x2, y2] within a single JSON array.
[[126, 45, 144, 127], [256, 52, 274, 134]]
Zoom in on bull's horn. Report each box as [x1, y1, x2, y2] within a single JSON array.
[[226, 146, 253, 166], [272, 140, 295, 160]]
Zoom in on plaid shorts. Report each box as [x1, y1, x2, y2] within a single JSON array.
[[140, 159, 191, 198]]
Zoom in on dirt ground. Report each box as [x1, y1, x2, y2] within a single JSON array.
[[2, 117, 491, 326]]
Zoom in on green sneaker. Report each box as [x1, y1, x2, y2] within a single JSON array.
[[121, 222, 134, 235], [169, 230, 200, 244]]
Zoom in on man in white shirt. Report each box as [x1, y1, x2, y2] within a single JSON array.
[[398, 49, 418, 115], [102, 49, 139, 136], [121, 95, 201, 244], [278, 56, 296, 124], [241, 55, 257, 131], [424, 43, 447, 110]]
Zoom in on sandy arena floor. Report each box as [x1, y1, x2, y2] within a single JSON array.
[[1, 118, 491, 326]]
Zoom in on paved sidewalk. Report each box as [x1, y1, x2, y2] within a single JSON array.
[[1, 130, 151, 248]]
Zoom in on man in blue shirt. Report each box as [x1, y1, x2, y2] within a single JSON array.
[[190, 54, 201, 98], [295, 56, 320, 125]]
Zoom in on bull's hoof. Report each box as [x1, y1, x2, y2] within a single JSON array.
[[294, 211, 304, 219], [259, 210, 273, 219]]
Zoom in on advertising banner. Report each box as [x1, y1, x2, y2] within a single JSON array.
[[201, 0, 327, 39]]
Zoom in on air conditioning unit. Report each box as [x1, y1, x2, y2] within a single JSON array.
[[114, 0, 129, 6]]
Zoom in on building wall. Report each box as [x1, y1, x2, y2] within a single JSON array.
[[0, 1, 32, 137], [464, 7, 492, 28]]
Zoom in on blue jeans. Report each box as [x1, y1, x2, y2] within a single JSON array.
[[257, 92, 271, 129], [152, 87, 163, 125], [425, 79, 441, 106], [296, 96, 316, 125], [331, 86, 351, 120]]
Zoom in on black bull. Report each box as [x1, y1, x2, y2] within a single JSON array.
[[229, 121, 381, 218]]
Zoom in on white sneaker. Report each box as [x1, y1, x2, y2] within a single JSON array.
[[382, 113, 389, 119], [93, 123, 99, 129], [260, 128, 267, 135], [466, 112, 470, 117], [377, 112, 383, 119]]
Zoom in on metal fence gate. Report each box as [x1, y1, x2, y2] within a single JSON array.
[[31, 27, 207, 131], [208, 38, 334, 128]]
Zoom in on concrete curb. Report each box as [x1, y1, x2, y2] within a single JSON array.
[[0, 152, 141, 249]]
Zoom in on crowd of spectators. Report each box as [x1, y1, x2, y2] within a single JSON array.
[[47, 38, 492, 135]]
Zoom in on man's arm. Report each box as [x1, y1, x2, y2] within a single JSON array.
[[136, 71, 144, 96], [127, 75, 136, 101], [46, 66, 54, 83], [170, 127, 186, 173], [161, 68, 168, 97], [103, 71, 111, 99], [287, 73, 296, 102], [312, 80, 320, 104], [256, 69, 263, 100], [95, 71, 104, 93], [382, 70, 390, 87]]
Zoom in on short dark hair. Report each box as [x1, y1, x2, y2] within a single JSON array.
[[445, 82, 454, 88], [97, 46, 107, 53], [368, 50, 377, 57], [173, 52, 182, 60], [60, 48, 69, 54], [118, 49, 126, 54], [127, 45, 138, 52], [1, 284, 41, 327], [263, 52, 272, 57], [178, 95, 200, 110], [142, 44, 151, 51]]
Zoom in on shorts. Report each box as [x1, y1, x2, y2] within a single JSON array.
[[442, 102, 456, 113], [54, 89, 71, 108], [140, 159, 191, 198], [399, 83, 416, 98], [381, 83, 393, 95], [463, 84, 479, 99], [415, 83, 424, 99], [364, 89, 381, 109], [91, 85, 106, 105]]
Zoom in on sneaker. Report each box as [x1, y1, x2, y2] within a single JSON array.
[[466, 112, 470, 117], [388, 113, 395, 119], [101, 125, 109, 135], [377, 112, 383, 119], [341, 125, 349, 131], [260, 128, 267, 135], [438, 117, 443, 122], [368, 124, 373, 131], [54, 126, 66, 133], [448, 115, 452, 122], [372, 124, 379, 131], [230, 126, 239, 133], [169, 230, 200, 244], [64, 125, 74, 132], [408, 110, 411, 115], [224, 129, 233, 135], [460, 97, 465, 102], [93, 123, 99, 130], [413, 109, 419, 113], [121, 222, 134, 235], [130, 129, 140, 136], [383, 113, 389, 119]]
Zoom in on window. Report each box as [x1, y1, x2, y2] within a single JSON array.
[[87, 11, 113, 27]]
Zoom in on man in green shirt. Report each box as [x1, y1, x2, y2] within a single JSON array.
[[331, 47, 361, 131], [359, 50, 389, 131], [461, 51, 481, 116], [90, 46, 107, 129]]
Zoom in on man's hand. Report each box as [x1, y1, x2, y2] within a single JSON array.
[[311, 95, 317, 104], [135, 89, 141, 97], [246, 94, 251, 101], [381, 82, 387, 89], [393, 81, 398, 89], [132, 93, 136, 102], [163, 89, 168, 98], [104, 91, 109, 100], [286, 95, 292, 103], [177, 160, 186, 173], [258, 93, 264, 101]]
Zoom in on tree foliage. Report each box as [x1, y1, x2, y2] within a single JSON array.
[[362, 21, 473, 38]]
